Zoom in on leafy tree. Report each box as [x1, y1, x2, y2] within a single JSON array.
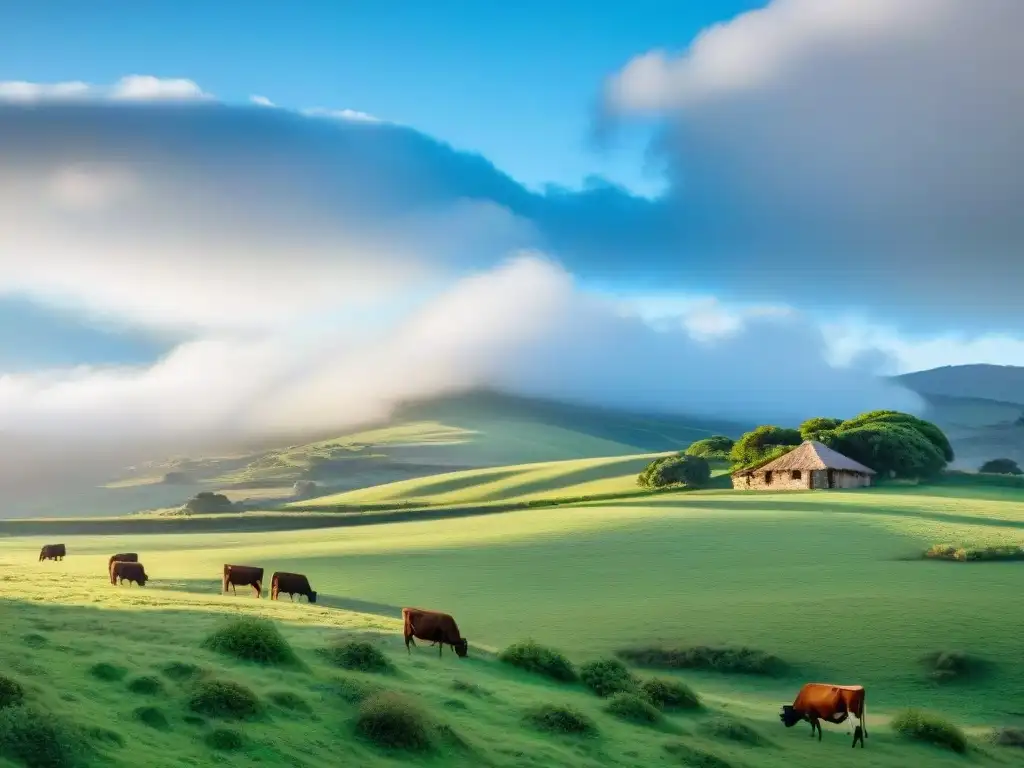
[[638, 455, 711, 489], [839, 411, 954, 462], [799, 417, 842, 441], [824, 423, 946, 479], [685, 435, 734, 459], [729, 426, 802, 467], [979, 458, 1023, 475]]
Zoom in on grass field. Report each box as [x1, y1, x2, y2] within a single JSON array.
[[2, 482, 1023, 766]]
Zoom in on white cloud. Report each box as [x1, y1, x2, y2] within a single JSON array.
[[0, 75, 212, 102], [249, 94, 275, 107], [302, 106, 381, 123], [48, 164, 138, 211], [601, 0, 1024, 315]]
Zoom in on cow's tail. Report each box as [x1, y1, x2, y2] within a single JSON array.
[[861, 696, 868, 738]]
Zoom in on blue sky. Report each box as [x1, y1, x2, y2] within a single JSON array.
[[0, 0, 764, 197]]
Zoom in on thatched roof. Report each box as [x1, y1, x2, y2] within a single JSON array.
[[732, 440, 876, 476]]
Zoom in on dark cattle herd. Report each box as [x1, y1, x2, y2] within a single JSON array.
[[35, 545, 870, 748]]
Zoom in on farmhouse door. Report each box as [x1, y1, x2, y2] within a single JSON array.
[[827, 469, 835, 488]]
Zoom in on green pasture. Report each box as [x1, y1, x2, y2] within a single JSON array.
[[1, 483, 1023, 766]]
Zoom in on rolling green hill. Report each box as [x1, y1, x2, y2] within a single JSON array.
[[1, 483, 1023, 766]]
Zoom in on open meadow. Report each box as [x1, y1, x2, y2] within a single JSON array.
[[2, 480, 1023, 767]]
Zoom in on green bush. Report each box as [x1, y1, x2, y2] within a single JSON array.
[[0, 676, 25, 710], [323, 640, 393, 673], [924, 543, 1024, 562], [579, 659, 637, 697], [616, 645, 785, 676], [188, 679, 262, 720], [328, 676, 379, 704], [132, 706, 169, 730], [604, 692, 661, 725], [88, 662, 127, 682], [523, 704, 597, 736], [663, 741, 732, 768], [0, 705, 80, 768], [638, 455, 711, 489], [921, 651, 985, 682], [205, 728, 244, 751], [979, 458, 1022, 475], [355, 692, 433, 752], [160, 661, 204, 681], [993, 727, 1024, 748], [685, 436, 734, 460], [127, 675, 164, 695], [203, 618, 297, 665], [639, 678, 700, 710], [498, 640, 577, 682], [891, 709, 967, 753], [729, 425, 802, 467], [703, 716, 767, 745]]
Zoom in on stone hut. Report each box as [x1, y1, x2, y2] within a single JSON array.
[[731, 440, 876, 491]]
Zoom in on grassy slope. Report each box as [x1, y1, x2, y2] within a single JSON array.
[[2, 484, 1023, 766]]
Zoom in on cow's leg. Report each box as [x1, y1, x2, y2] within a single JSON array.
[[405, 634, 413, 654], [289, 593, 294, 601], [439, 641, 443, 658]]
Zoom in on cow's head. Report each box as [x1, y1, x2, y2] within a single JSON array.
[[779, 705, 800, 727], [453, 638, 468, 658], [308, 591, 318, 604], [138, 573, 149, 586]]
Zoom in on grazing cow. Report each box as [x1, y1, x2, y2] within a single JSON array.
[[780, 683, 867, 748], [223, 564, 264, 598], [270, 572, 317, 603], [110, 561, 149, 587], [38, 544, 66, 562], [402, 607, 468, 658], [108, 553, 138, 582]]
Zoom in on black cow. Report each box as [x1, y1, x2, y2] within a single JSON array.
[[39, 544, 66, 562], [223, 564, 264, 598], [271, 572, 317, 603], [110, 561, 149, 587]]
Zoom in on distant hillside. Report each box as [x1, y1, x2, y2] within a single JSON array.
[[897, 364, 1024, 405], [8, 390, 747, 519]]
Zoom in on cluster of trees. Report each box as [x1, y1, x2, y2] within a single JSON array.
[[979, 458, 1022, 475], [638, 409, 962, 488], [724, 410, 954, 480]]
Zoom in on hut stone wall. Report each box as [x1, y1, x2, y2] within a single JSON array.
[[732, 468, 872, 491], [732, 468, 812, 491]]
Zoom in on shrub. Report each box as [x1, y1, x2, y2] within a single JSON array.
[[729, 426, 802, 467], [498, 641, 577, 682], [638, 455, 711, 489], [127, 675, 164, 695], [88, 662, 127, 682], [0, 704, 80, 768], [203, 618, 297, 666], [993, 727, 1024, 748], [703, 716, 767, 745], [891, 709, 967, 753], [579, 659, 638, 697], [0, 676, 25, 710], [616, 645, 785, 676], [639, 678, 700, 710], [925, 543, 1024, 562], [205, 728, 244, 751], [685, 436, 735, 460], [355, 692, 433, 752], [132, 706, 169, 730], [979, 458, 1023, 475], [604, 692, 661, 725], [188, 679, 262, 720], [322, 640, 393, 674], [663, 741, 732, 768], [922, 651, 985, 682], [268, 690, 311, 712], [451, 680, 489, 697], [523, 704, 597, 736], [329, 676, 379, 704]]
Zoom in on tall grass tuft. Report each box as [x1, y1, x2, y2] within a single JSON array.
[[355, 692, 434, 752], [891, 709, 967, 753], [498, 640, 577, 682], [203, 618, 298, 666]]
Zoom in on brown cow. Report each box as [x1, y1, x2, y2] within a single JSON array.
[[270, 572, 317, 603], [110, 561, 149, 587], [108, 553, 138, 582], [780, 683, 867, 748], [223, 564, 264, 598], [402, 607, 468, 658], [39, 544, 66, 562]]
